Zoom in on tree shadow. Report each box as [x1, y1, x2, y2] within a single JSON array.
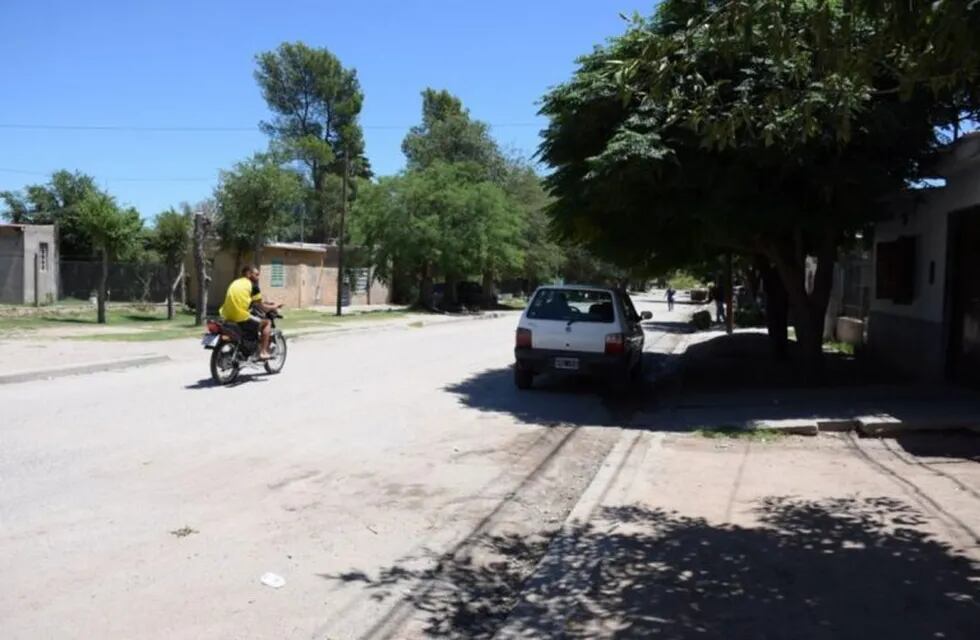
[[641, 319, 696, 334], [445, 351, 681, 428], [322, 496, 979, 639]]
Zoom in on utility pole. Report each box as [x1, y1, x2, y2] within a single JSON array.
[[335, 152, 349, 317]]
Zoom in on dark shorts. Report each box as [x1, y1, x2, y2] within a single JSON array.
[[237, 315, 263, 335]]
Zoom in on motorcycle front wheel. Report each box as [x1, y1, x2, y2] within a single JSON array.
[[264, 333, 287, 375], [210, 343, 240, 385]]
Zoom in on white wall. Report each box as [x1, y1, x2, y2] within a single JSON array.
[[872, 161, 980, 324]]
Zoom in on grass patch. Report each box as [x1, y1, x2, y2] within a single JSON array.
[[824, 340, 855, 356], [693, 426, 788, 441], [408, 320, 425, 328], [498, 298, 528, 310], [0, 307, 197, 335]]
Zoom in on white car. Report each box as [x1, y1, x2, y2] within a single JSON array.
[[513, 285, 651, 389]]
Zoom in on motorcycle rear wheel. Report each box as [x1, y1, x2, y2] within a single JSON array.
[[210, 343, 240, 385]]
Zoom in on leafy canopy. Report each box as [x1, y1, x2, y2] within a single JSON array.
[[215, 155, 305, 257]]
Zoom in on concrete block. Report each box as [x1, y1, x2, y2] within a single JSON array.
[[856, 414, 904, 436], [836, 316, 865, 345], [816, 419, 858, 432]]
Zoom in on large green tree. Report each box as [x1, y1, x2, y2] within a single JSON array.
[[215, 155, 304, 267], [255, 41, 367, 241], [77, 191, 143, 323], [353, 162, 519, 309], [402, 89, 505, 180], [540, 0, 976, 371], [150, 207, 192, 319], [500, 160, 562, 292], [0, 170, 100, 257]]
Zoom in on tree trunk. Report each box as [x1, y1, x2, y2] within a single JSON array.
[[481, 271, 496, 310], [768, 235, 837, 381], [418, 262, 434, 309], [193, 213, 209, 326], [756, 255, 789, 359], [444, 275, 459, 310], [234, 248, 243, 276], [97, 249, 108, 324], [171, 262, 185, 317], [165, 263, 175, 320]]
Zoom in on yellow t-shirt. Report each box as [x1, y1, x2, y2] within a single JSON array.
[[219, 277, 257, 322]]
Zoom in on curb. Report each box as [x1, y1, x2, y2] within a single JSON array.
[[285, 311, 511, 343], [0, 355, 171, 385], [494, 430, 647, 639], [856, 414, 980, 437]]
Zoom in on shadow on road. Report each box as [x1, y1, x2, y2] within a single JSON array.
[[445, 350, 680, 427], [184, 374, 268, 390], [895, 431, 980, 463], [322, 496, 979, 639]]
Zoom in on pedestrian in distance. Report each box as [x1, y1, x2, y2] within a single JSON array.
[[666, 287, 676, 311], [713, 284, 726, 324]]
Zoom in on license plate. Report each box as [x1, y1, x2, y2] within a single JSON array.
[[554, 357, 579, 370], [201, 334, 220, 348]]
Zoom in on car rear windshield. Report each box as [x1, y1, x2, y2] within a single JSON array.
[[526, 288, 615, 323]]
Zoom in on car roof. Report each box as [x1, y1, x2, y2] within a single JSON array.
[[533, 284, 617, 293]]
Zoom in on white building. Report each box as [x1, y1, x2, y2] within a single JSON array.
[[868, 132, 980, 386]]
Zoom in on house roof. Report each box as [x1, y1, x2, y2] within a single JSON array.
[[926, 131, 980, 177], [264, 242, 330, 254]]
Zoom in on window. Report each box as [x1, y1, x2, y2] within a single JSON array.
[[270, 259, 285, 287], [39, 243, 49, 272], [526, 288, 615, 323], [876, 236, 916, 304]]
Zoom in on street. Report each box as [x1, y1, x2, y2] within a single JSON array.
[[0, 295, 666, 639], [3, 295, 979, 639]]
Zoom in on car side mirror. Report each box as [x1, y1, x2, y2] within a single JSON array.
[[640, 311, 653, 320]]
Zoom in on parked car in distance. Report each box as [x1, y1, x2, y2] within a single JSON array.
[[433, 281, 496, 309], [513, 285, 651, 390]]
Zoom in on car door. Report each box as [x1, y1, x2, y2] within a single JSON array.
[[619, 292, 645, 352]]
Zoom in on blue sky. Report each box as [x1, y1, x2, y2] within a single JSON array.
[[0, 0, 650, 218]]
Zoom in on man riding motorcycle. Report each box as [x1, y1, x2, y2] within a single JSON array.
[[219, 265, 282, 360]]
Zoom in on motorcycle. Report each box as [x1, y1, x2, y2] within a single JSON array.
[[201, 309, 288, 385]]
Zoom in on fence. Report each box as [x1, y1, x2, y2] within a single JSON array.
[[60, 260, 173, 303], [0, 256, 176, 305]]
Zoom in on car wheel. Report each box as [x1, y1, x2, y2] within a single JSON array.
[[514, 367, 534, 390]]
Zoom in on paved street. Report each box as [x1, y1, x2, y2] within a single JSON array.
[[3, 295, 979, 639]]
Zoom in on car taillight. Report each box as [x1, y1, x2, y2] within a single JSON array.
[[207, 320, 222, 334], [605, 333, 625, 355], [516, 328, 532, 348]]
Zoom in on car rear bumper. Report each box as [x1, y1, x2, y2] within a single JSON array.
[[514, 347, 637, 377]]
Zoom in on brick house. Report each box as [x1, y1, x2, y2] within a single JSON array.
[[186, 241, 389, 312]]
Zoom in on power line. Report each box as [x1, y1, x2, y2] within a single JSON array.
[[0, 121, 541, 132], [0, 167, 215, 182]]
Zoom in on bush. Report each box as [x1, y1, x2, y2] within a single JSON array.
[[691, 310, 712, 330], [736, 305, 765, 328]]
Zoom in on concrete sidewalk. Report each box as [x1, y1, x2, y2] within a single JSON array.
[[634, 328, 980, 436], [0, 310, 515, 384]]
